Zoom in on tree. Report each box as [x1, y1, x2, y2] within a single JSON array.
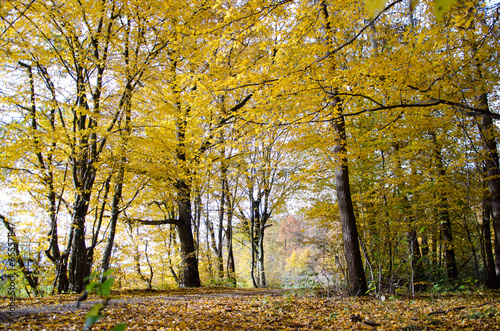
[[316, 0, 368, 296], [0, 0, 161, 292], [238, 125, 304, 288], [0, 214, 39, 295], [1, 0, 500, 296]]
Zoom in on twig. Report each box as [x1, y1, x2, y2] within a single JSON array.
[[350, 314, 381, 327], [428, 300, 498, 316]]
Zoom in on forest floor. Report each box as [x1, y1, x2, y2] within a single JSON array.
[[0, 287, 499, 330]]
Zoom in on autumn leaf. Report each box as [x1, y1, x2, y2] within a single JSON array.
[[1, 289, 499, 330], [364, 0, 386, 17], [434, 0, 457, 20]]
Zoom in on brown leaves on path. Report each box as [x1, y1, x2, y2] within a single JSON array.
[[0, 288, 499, 330]]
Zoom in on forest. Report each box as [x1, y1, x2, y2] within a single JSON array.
[[1, 0, 500, 308]]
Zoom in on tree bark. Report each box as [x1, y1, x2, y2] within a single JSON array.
[[217, 173, 226, 279], [226, 188, 236, 286], [1, 215, 39, 296], [320, 0, 367, 296], [482, 199, 497, 288], [480, 103, 500, 284], [332, 113, 368, 295], [176, 180, 201, 287], [68, 194, 92, 293], [408, 220, 425, 291], [495, 230, 500, 282], [250, 194, 258, 288], [100, 163, 125, 276], [257, 223, 267, 288]]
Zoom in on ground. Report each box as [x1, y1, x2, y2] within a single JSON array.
[[0, 288, 499, 330]]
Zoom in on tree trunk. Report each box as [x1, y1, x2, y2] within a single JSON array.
[[217, 175, 226, 279], [319, 0, 367, 296], [176, 179, 201, 287], [481, 174, 497, 288], [482, 203, 497, 287], [226, 191, 236, 285], [20, 62, 66, 294], [480, 100, 500, 283], [68, 194, 91, 293], [408, 224, 425, 291], [495, 230, 500, 282], [101, 164, 125, 276], [430, 132, 458, 280], [257, 225, 266, 288], [440, 206, 458, 280], [333, 117, 368, 295], [56, 255, 69, 293], [250, 197, 258, 288], [1, 215, 39, 296]]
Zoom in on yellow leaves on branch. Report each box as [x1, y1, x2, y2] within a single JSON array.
[[364, 0, 457, 20], [364, 0, 388, 17]]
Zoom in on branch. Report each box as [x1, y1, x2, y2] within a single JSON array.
[[306, 0, 404, 69], [339, 95, 500, 120], [350, 314, 381, 327], [227, 93, 253, 115], [428, 300, 499, 316], [124, 218, 180, 226], [196, 93, 254, 158], [0, 0, 36, 39]]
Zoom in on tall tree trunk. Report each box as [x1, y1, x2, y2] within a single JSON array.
[[217, 175, 225, 279], [250, 197, 258, 288], [481, 197, 497, 288], [480, 97, 500, 283], [226, 190, 236, 285], [19, 62, 67, 294], [332, 113, 368, 295], [206, 210, 221, 278], [320, 0, 367, 296], [101, 163, 125, 276], [394, 142, 426, 290]]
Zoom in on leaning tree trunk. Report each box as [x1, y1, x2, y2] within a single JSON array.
[[1, 215, 39, 296], [320, 0, 367, 296], [100, 163, 125, 277], [332, 113, 368, 296]]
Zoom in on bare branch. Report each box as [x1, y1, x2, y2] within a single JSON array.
[[125, 218, 180, 226]]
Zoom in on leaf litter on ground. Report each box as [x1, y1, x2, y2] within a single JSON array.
[[0, 288, 499, 330]]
